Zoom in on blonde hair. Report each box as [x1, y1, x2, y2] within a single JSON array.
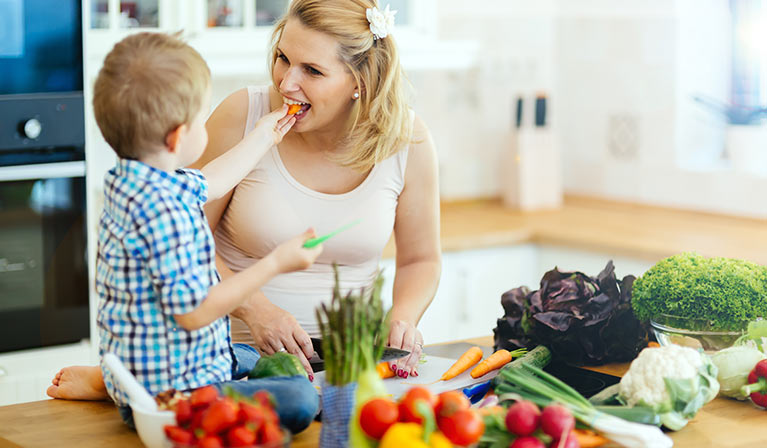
[[269, 0, 413, 171], [93, 32, 210, 159]]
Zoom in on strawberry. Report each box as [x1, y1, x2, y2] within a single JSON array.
[[164, 425, 195, 444], [258, 422, 284, 445], [175, 398, 193, 426], [238, 402, 266, 428], [190, 385, 219, 409], [201, 398, 239, 434], [263, 407, 280, 425], [198, 434, 225, 448], [226, 425, 256, 447], [253, 390, 275, 408]]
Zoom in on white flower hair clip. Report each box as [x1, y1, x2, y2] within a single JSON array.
[[366, 4, 397, 40]]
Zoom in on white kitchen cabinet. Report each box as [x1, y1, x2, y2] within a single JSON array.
[[0, 342, 94, 406], [82, 0, 473, 78], [381, 244, 538, 345]]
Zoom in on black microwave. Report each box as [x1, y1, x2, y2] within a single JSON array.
[[0, 0, 89, 353]]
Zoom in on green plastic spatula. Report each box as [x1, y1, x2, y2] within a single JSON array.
[[303, 219, 362, 248]]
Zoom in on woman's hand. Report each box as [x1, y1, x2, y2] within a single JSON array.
[[243, 300, 316, 380], [387, 319, 424, 378]]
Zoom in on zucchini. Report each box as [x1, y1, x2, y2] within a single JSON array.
[[491, 345, 551, 389]]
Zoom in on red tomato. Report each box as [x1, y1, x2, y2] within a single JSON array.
[[435, 391, 470, 418], [437, 408, 485, 446], [201, 398, 240, 434], [258, 422, 284, 445], [399, 387, 438, 423], [359, 398, 400, 439], [226, 425, 256, 447], [190, 385, 219, 409], [174, 398, 193, 426], [163, 425, 195, 444], [198, 434, 225, 448]]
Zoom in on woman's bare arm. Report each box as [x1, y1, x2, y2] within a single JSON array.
[[388, 115, 442, 376]]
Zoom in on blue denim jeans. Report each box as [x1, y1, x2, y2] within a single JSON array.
[[118, 343, 319, 434]]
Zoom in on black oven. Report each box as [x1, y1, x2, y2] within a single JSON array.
[[0, 0, 88, 352]]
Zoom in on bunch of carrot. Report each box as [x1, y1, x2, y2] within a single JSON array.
[[375, 346, 526, 381], [442, 346, 527, 381]]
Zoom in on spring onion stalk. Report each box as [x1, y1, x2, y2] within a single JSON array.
[[315, 265, 389, 448], [495, 364, 673, 448]]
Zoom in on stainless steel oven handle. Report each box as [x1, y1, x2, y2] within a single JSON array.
[[0, 161, 86, 181]]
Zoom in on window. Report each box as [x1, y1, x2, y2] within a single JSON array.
[[730, 0, 767, 124]]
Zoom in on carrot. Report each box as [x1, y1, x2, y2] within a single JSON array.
[[470, 349, 512, 378], [572, 429, 609, 448], [441, 346, 484, 381], [376, 361, 395, 379], [647, 341, 660, 348], [287, 104, 302, 115]]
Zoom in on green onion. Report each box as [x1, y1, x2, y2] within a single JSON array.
[[493, 362, 673, 448]]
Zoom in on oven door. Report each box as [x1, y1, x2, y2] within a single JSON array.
[[0, 161, 88, 352]]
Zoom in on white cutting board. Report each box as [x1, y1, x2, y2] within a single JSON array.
[[313, 355, 499, 399]]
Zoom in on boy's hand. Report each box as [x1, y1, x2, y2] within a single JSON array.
[[269, 228, 323, 274], [246, 104, 296, 148]]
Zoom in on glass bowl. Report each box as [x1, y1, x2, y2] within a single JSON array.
[[650, 314, 747, 353]]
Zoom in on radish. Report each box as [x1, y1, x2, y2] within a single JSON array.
[[505, 400, 541, 436], [510, 436, 546, 448], [540, 404, 575, 439], [550, 433, 580, 448]]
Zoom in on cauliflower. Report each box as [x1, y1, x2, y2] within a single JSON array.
[[617, 344, 719, 430]]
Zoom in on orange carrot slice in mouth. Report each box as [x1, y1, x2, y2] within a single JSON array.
[[287, 104, 302, 115]]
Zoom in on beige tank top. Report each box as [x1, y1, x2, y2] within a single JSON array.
[[217, 86, 410, 341]]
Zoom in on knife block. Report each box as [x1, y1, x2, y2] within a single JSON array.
[[500, 127, 563, 211]]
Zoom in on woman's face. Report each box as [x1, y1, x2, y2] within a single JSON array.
[[272, 18, 357, 135]]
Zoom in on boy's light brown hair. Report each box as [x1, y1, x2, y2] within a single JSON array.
[[93, 32, 210, 159]]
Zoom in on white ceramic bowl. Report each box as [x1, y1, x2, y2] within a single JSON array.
[[132, 402, 176, 448]]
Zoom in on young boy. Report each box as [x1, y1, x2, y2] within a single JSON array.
[[91, 32, 321, 432]]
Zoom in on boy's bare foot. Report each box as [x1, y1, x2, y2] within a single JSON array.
[[46, 366, 109, 401]]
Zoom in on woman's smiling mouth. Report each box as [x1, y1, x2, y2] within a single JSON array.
[[283, 96, 311, 116]]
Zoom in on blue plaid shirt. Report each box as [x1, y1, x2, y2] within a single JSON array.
[[96, 159, 233, 406]]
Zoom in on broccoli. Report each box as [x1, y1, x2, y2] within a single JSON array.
[[632, 253, 767, 330]]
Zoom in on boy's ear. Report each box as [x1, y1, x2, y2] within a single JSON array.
[[165, 124, 186, 153]]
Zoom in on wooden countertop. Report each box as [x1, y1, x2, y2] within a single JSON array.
[[388, 195, 767, 264], [2, 336, 766, 448]]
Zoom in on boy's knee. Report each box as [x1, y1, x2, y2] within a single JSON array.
[[273, 376, 319, 433]]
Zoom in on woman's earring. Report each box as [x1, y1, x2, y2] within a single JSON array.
[[353, 92, 360, 99]]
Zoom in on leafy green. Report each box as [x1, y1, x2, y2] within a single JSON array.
[[493, 261, 648, 365], [632, 253, 767, 330]]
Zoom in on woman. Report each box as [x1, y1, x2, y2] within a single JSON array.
[[47, 0, 440, 401]]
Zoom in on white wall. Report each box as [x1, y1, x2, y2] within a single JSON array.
[[424, 0, 767, 218]]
